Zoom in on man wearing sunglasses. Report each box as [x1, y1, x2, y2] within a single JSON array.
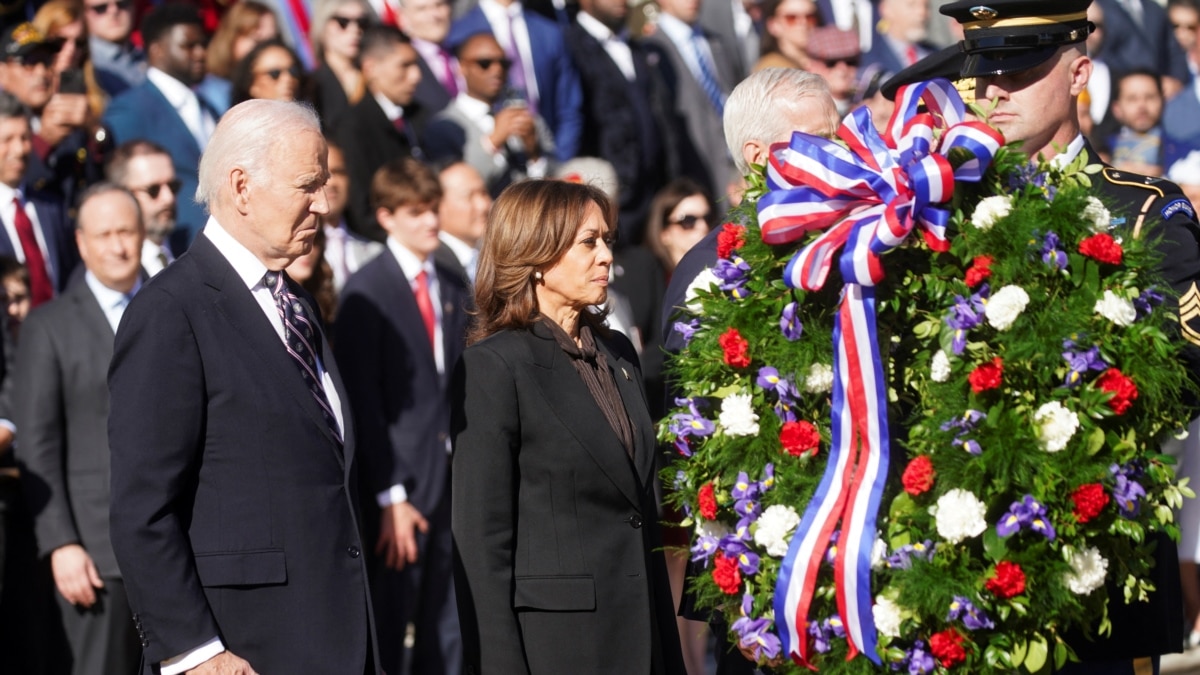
[[805, 26, 860, 116], [85, 0, 143, 97], [106, 140, 179, 277]]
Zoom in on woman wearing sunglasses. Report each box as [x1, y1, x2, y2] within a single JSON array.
[[644, 178, 714, 279], [199, 1, 280, 113], [753, 0, 818, 72], [310, 0, 371, 127], [230, 39, 304, 105]]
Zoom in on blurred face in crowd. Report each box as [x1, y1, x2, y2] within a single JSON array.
[[378, 199, 440, 259], [2, 272, 29, 332], [323, 144, 350, 224], [658, 0, 701, 25], [249, 45, 301, 102], [660, 193, 710, 266], [364, 41, 422, 106], [0, 50, 55, 111], [438, 163, 490, 247], [807, 52, 858, 100], [1085, 3, 1104, 56], [579, 0, 627, 31], [976, 46, 1091, 163], [323, 3, 368, 61], [460, 33, 509, 103], [50, 19, 87, 74], [150, 23, 207, 86], [235, 130, 330, 268], [84, 0, 133, 44], [0, 116, 31, 188], [123, 152, 178, 245], [1113, 73, 1163, 134], [233, 11, 278, 62], [879, 0, 928, 42], [537, 203, 613, 314], [766, 0, 817, 53], [400, 0, 451, 44], [1172, 3, 1200, 54], [76, 190, 143, 294]]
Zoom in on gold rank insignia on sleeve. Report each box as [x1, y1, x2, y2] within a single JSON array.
[[1180, 282, 1200, 347]]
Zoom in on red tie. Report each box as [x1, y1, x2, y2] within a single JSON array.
[[906, 44, 919, 66], [393, 115, 406, 134], [414, 270, 436, 348], [13, 196, 52, 307]]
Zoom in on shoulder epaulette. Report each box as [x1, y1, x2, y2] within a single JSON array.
[[1101, 168, 1167, 197]]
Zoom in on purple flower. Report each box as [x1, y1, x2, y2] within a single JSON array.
[[1062, 338, 1108, 388], [826, 615, 846, 638], [1134, 287, 1165, 319], [673, 318, 701, 346], [887, 540, 935, 569], [808, 620, 831, 654], [948, 595, 995, 631], [780, 301, 803, 341], [759, 463, 775, 493], [733, 497, 761, 522], [997, 494, 1055, 540], [773, 380, 800, 422], [1112, 474, 1146, 518], [732, 594, 782, 662], [669, 399, 715, 449], [894, 641, 936, 674], [1111, 461, 1146, 480], [825, 530, 840, 566], [946, 285, 989, 355], [1009, 164, 1058, 201], [673, 470, 687, 491], [941, 410, 986, 455], [1040, 231, 1068, 270], [756, 367, 783, 392], [691, 531, 721, 564], [735, 548, 761, 575], [731, 472, 758, 501], [714, 255, 752, 299]]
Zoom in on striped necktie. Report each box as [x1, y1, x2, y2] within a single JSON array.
[[689, 28, 725, 117]]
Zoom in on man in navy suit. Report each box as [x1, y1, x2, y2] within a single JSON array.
[[336, 157, 468, 675], [1096, 0, 1191, 99], [102, 4, 215, 252], [108, 99, 378, 674], [448, 0, 583, 160], [862, 0, 936, 77], [399, 0, 459, 114], [0, 91, 76, 309]]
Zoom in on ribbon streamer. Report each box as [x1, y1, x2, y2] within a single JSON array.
[[762, 79, 1004, 668]]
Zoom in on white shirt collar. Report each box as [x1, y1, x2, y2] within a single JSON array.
[[1049, 134, 1087, 170], [0, 181, 20, 205], [386, 237, 435, 282], [657, 13, 697, 46], [84, 270, 140, 331], [438, 231, 477, 267], [146, 66, 197, 111], [202, 217, 271, 290], [454, 93, 493, 122], [480, 0, 523, 20], [374, 91, 405, 122], [576, 11, 618, 42]]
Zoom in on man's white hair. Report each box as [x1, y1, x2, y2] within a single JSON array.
[[724, 68, 833, 175], [196, 99, 323, 212]]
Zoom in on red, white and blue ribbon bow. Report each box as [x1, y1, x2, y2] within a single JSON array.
[[761, 79, 1004, 668]]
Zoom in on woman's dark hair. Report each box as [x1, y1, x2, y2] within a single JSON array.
[[643, 178, 712, 273], [230, 39, 304, 106]]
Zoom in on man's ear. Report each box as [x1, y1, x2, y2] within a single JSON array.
[[230, 167, 252, 215], [1068, 54, 1093, 98], [742, 139, 768, 170]]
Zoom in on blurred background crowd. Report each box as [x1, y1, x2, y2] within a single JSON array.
[[2, 0, 1200, 672]]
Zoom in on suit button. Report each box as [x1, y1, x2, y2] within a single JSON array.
[[628, 515, 643, 529], [347, 545, 360, 558], [141, 639, 149, 648]]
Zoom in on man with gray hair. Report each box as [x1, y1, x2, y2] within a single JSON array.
[[108, 99, 379, 675]]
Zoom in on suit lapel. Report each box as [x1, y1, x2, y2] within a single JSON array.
[[435, 262, 468, 376], [68, 279, 116, 362], [380, 252, 438, 364], [28, 197, 62, 288], [191, 235, 346, 463], [526, 323, 643, 508], [146, 82, 202, 159], [596, 334, 656, 488]]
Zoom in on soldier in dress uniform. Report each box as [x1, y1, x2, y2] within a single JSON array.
[[892, 1, 1200, 673]]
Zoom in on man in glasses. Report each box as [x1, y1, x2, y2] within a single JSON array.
[[106, 140, 178, 277], [425, 31, 555, 197], [862, 0, 935, 76], [85, 0, 143, 97], [805, 25, 861, 116]]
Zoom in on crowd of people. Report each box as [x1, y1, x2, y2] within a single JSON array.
[[1, 0, 1200, 673]]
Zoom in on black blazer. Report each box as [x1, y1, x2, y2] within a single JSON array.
[[14, 279, 120, 577], [450, 322, 685, 675], [107, 233, 378, 673], [335, 250, 470, 517]]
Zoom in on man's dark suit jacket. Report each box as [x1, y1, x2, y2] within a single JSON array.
[[450, 321, 685, 675], [331, 95, 426, 243], [107, 233, 378, 673], [15, 279, 121, 578], [415, 54, 454, 116], [1095, 0, 1191, 86], [335, 250, 469, 519], [566, 21, 668, 245], [0, 190, 77, 294]]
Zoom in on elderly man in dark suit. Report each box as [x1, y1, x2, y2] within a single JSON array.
[[15, 183, 143, 675], [108, 99, 378, 675]]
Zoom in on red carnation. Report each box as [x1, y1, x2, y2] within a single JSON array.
[[901, 455, 935, 496], [968, 357, 1004, 394], [1079, 233, 1124, 266], [781, 420, 821, 457], [1071, 483, 1110, 523], [1096, 368, 1138, 415], [712, 552, 742, 594], [985, 561, 1027, 599], [719, 328, 751, 368], [698, 482, 718, 520], [929, 628, 968, 668], [717, 223, 747, 259], [964, 255, 994, 288]]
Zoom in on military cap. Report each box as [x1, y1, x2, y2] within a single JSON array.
[[880, 44, 972, 101], [0, 22, 56, 62], [939, 0, 1094, 78]]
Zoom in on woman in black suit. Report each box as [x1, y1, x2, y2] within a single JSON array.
[[451, 180, 685, 675]]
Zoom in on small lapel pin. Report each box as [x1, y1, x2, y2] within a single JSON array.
[[621, 367, 630, 381]]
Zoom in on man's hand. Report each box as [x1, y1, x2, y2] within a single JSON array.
[[50, 543, 103, 607], [489, 107, 536, 155], [186, 650, 259, 674], [376, 501, 429, 571], [37, 93, 88, 148]]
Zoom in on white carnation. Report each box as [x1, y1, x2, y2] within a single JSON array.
[[984, 285, 1030, 331], [804, 363, 834, 394], [931, 350, 951, 383], [719, 393, 760, 437], [1063, 545, 1108, 595], [1083, 196, 1112, 232], [872, 596, 903, 638], [870, 537, 888, 570], [934, 489, 988, 544], [1094, 289, 1137, 327], [971, 195, 1013, 230], [683, 268, 720, 314], [696, 519, 732, 539], [753, 504, 801, 558], [1033, 401, 1079, 453]]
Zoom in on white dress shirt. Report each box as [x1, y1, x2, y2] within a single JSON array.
[[140, 239, 173, 277], [84, 271, 140, 334], [146, 67, 215, 150], [478, 0, 541, 107], [657, 13, 717, 87], [0, 183, 50, 269], [576, 11, 636, 82], [438, 231, 479, 283]]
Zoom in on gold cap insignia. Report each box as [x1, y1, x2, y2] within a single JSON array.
[[970, 5, 998, 20], [10, 23, 43, 46]]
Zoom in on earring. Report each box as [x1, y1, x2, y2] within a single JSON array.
[[534, 271, 543, 280]]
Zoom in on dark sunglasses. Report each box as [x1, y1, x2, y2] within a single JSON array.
[[332, 16, 370, 30], [257, 65, 302, 80], [50, 37, 87, 53], [669, 213, 708, 230], [822, 57, 860, 68], [471, 57, 511, 71], [12, 50, 55, 68], [133, 179, 182, 200], [87, 0, 132, 14]]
